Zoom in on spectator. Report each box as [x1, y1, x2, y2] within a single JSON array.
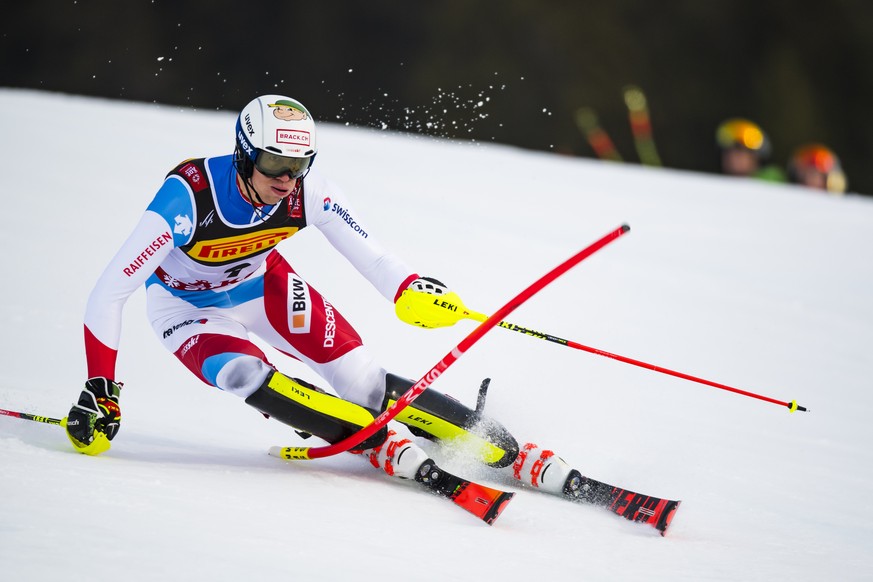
[[716, 118, 785, 182], [787, 143, 847, 194]]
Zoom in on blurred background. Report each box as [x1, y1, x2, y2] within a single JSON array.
[[3, 0, 870, 195]]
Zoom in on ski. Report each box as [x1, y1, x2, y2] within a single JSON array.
[[270, 447, 514, 525], [562, 469, 680, 535], [415, 458, 515, 525], [574, 107, 624, 162], [623, 84, 662, 167]]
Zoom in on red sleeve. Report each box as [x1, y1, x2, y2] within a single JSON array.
[[85, 324, 119, 379], [394, 273, 419, 303]]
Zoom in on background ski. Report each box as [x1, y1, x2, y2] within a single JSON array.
[[562, 470, 680, 535]]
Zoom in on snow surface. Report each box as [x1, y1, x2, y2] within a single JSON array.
[[1, 89, 872, 581]]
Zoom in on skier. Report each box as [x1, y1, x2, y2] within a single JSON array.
[[715, 118, 785, 182], [65, 94, 575, 500], [786, 143, 847, 194]]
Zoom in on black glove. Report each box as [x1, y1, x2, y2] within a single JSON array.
[[66, 377, 122, 455]]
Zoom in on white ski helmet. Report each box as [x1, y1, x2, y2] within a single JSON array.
[[234, 95, 317, 179]]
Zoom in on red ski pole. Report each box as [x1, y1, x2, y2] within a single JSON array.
[[474, 319, 807, 413], [271, 224, 632, 460], [0, 408, 66, 426]]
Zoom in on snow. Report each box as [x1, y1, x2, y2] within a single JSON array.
[[2, 88, 872, 581]]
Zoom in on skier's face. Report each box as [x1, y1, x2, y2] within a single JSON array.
[[794, 167, 828, 190], [250, 167, 298, 205], [721, 148, 760, 176]]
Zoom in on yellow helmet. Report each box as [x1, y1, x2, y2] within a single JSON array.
[[716, 118, 771, 158]]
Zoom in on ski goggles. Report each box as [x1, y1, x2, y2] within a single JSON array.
[[254, 150, 313, 179]]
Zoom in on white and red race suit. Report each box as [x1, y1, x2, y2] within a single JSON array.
[[84, 155, 417, 408]]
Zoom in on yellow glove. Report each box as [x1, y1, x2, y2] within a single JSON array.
[[395, 277, 472, 328]]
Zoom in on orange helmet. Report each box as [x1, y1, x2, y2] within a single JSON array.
[[787, 144, 847, 194]]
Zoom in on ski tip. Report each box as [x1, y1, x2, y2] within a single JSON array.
[[657, 500, 681, 537], [620, 223, 631, 233], [268, 446, 285, 458]]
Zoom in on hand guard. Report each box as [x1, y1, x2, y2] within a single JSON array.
[[66, 377, 122, 456], [395, 277, 469, 329]]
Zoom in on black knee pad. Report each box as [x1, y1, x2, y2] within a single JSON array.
[[384, 373, 519, 468], [245, 371, 387, 450]]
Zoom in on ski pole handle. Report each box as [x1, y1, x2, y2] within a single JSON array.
[[0, 408, 67, 426]]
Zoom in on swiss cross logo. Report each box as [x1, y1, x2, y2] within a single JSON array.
[[276, 129, 310, 146], [180, 163, 208, 192]]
